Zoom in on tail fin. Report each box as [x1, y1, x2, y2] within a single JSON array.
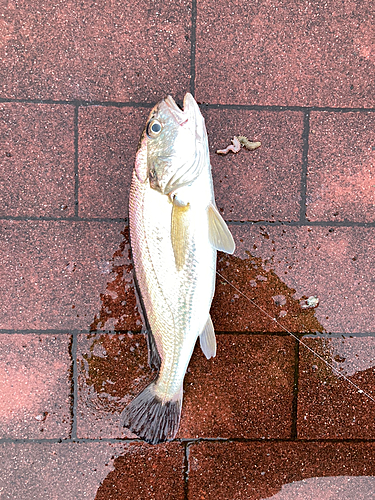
[[120, 382, 182, 444]]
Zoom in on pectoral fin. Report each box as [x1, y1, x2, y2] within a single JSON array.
[[171, 200, 190, 270], [200, 315, 216, 359], [208, 203, 235, 254]]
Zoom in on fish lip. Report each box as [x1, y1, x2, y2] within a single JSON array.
[[164, 93, 207, 146], [164, 95, 186, 125], [164, 93, 197, 127]]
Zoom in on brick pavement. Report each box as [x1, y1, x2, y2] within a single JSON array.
[[1, 0, 375, 498]]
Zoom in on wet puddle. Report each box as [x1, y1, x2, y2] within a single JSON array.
[[82, 224, 375, 498]]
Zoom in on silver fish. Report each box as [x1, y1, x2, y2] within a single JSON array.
[[121, 93, 235, 444]]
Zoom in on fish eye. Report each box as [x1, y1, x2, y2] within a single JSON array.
[[146, 119, 162, 138]]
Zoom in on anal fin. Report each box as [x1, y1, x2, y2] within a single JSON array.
[[200, 315, 217, 359]]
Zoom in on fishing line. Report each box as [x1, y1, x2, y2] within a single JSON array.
[[216, 270, 375, 404]]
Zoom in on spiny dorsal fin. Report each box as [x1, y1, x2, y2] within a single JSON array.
[[208, 203, 235, 254], [200, 315, 216, 359]]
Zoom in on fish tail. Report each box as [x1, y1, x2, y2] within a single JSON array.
[[120, 382, 182, 444]]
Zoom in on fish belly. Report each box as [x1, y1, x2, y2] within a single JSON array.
[[129, 170, 216, 401]]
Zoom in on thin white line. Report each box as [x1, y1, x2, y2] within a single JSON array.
[[216, 270, 375, 404]]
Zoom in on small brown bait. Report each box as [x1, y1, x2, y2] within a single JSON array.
[[216, 136, 261, 155], [237, 136, 262, 151]]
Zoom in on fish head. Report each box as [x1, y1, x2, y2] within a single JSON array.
[[135, 93, 209, 195]]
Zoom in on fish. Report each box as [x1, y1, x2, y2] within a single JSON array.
[[121, 93, 235, 444]]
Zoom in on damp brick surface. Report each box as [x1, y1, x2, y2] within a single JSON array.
[[0, 442, 185, 500], [1, 0, 375, 497], [76, 333, 295, 440], [188, 442, 375, 499]]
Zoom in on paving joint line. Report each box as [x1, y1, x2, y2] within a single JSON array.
[[2, 97, 375, 113], [1, 329, 375, 337], [74, 106, 79, 217], [1, 216, 375, 226], [300, 110, 310, 223], [201, 103, 375, 113], [183, 441, 191, 500], [2, 329, 283, 337], [0, 216, 127, 222], [70, 332, 78, 440], [2, 437, 375, 445], [291, 337, 301, 439], [0, 97, 155, 108], [189, 0, 197, 97], [227, 220, 375, 227]]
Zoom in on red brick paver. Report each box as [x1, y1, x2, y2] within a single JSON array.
[[307, 112, 375, 222], [205, 109, 304, 221], [0, 334, 71, 439], [195, 0, 375, 107], [178, 335, 295, 440], [298, 337, 375, 439], [189, 442, 375, 499], [213, 225, 375, 334], [1, 0, 191, 102], [78, 106, 149, 218], [1, 0, 375, 497], [0, 221, 136, 330], [95, 442, 185, 500], [0, 442, 185, 500], [0, 104, 75, 217], [77, 333, 153, 439]]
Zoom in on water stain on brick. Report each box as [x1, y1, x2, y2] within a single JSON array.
[[94, 443, 185, 500], [90, 223, 323, 335], [188, 442, 375, 500], [80, 333, 154, 414], [90, 227, 142, 332], [86, 232, 324, 413], [303, 338, 342, 386], [298, 337, 375, 439], [212, 251, 325, 334]]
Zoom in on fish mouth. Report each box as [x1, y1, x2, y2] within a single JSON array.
[[164, 93, 204, 138], [164, 95, 188, 125]]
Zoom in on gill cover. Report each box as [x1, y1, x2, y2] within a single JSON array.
[[134, 133, 149, 183]]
